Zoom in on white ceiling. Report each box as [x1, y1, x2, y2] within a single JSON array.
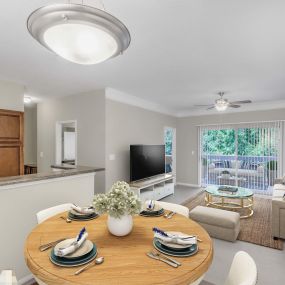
[[1, 0, 285, 116]]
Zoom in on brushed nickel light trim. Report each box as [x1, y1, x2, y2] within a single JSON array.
[[27, 4, 131, 64]]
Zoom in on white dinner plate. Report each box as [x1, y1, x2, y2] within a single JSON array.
[[69, 209, 95, 216], [54, 239, 94, 259]]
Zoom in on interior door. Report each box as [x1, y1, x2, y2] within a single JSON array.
[[0, 109, 24, 177]]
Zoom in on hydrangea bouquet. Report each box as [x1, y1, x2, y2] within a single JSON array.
[[93, 181, 142, 219]]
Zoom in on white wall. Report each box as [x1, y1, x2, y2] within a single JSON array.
[[37, 91, 106, 192], [176, 108, 285, 185], [24, 105, 37, 164], [105, 99, 177, 190], [0, 80, 24, 111]]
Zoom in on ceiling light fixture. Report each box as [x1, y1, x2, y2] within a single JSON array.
[[24, 96, 32, 104], [215, 98, 229, 111], [27, 3, 131, 65]]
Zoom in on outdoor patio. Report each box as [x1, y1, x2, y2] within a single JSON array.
[[201, 154, 277, 194]]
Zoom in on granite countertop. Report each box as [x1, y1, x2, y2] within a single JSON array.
[[0, 165, 105, 187]]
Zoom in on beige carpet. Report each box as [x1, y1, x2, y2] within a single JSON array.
[[184, 192, 283, 250]]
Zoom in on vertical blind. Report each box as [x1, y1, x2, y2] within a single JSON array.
[[199, 121, 284, 195]]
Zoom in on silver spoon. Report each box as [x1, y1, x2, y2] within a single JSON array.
[[60, 216, 72, 223], [74, 256, 104, 275]]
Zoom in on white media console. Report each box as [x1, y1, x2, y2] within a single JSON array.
[[130, 173, 175, 201]]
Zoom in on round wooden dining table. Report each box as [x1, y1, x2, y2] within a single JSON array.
[[25, 212, 213, 285]]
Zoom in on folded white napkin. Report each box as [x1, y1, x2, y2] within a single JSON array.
[[145, 200, 155, 210], [71, 204, 94, 215], [54, 232, 88, 257], [154, 232, 197, 246]]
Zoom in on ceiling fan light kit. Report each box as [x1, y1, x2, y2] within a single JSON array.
[[215, 98, 229, 111], [27, 3, 131, 65]]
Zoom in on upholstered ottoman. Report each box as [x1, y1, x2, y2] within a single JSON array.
[[189, 206, 240, 242]]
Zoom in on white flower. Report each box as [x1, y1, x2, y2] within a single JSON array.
[[93, 181, 142, 219]]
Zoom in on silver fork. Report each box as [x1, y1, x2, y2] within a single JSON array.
[[151, 251, 181, 266], [146, 252, 178, 268], [39, 238, 67, 252]]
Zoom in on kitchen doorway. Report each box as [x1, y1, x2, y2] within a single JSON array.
[[55, 120, 77, 166]]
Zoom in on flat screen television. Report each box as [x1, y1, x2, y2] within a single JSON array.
[[130, 145, 165, 182]]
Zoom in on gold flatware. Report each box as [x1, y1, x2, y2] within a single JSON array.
[[60, 216, 72, 223], [167, 212, 176, 219], [163, 211, 173, 218]]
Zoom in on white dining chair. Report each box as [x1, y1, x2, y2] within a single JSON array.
[[200, 251, 257, 285], [0, 270, 17, 285], [36, 203, 73, 224], [224, 251, 257, 285], [35, 203, 73, 285], [155, 201, 190, 217]]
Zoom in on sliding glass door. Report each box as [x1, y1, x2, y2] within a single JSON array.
[[199, 121, 283, 194]]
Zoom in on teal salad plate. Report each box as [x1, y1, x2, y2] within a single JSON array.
[[50, 244, 97, 266], [153, 238, 198, 257]]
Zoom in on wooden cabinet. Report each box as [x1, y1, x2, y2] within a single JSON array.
[[0, 109, 24, 177]]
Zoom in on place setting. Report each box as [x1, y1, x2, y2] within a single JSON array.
[[39, 227, 104, 274], [61, 204, 99, 222], [139, 200, 165, 217], [146, 227, 199, 267]]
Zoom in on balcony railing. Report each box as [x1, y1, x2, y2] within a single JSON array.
[[201, 154, 277, 193]]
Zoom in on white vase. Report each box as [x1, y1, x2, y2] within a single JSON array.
[[107, 214, 133, 236]]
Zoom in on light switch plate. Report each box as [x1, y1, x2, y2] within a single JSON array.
[[109, 154, 116, 161]]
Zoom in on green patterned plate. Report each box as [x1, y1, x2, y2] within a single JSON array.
[[68, 212, 99, 221], [140, 209, 165, 217]]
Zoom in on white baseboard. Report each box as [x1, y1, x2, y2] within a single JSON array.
[[18, 274, 34, 285], [176, 182, 201, 188]]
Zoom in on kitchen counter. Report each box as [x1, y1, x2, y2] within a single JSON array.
[[0, 165, 104, 187]]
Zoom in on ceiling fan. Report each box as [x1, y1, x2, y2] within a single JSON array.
[[194, 92, 252, 111]]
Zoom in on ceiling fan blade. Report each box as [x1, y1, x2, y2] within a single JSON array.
[[207, 106, 215, 110], [229, 104, 241, 108], [230, 100, 252, 104]]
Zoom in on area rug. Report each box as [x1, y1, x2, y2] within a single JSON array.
[[183, 192, 283, 250]]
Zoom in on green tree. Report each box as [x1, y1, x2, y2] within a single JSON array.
[[202, 128, 278, 156]]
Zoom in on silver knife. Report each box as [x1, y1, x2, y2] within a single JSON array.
[[151, 251, 181, 266], [146, 253, 178, 268]]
